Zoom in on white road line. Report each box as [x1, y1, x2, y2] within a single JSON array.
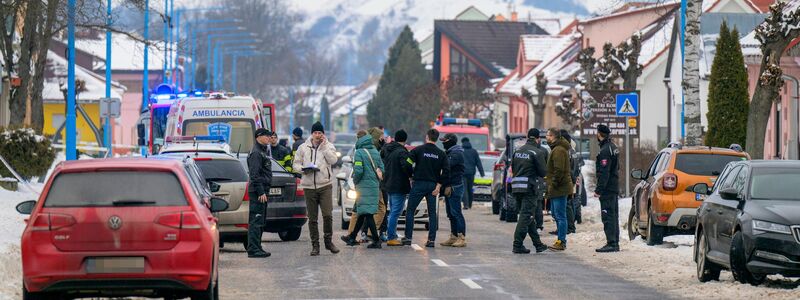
[[431, 259, 448, 266], [460, 278, 483, 289], [411, 244, 423, 251]]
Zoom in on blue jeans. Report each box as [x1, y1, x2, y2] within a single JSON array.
[[550, 196, 568, 244], [445, 183, 466, 235], [405, 180, 438, 242], [386, 193, 407, 240]]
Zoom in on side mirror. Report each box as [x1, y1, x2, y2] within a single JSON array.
[[210, 197, 229, 212], [137, 124, 146, 146], [208, 181, 221, 193], [692, 183, 710, 195], [342, 156, 352, 164], [336, 172, 347, 180], [719, 187, 741, 201], [16, 200, 36, 215], [631, 169, 645, 180]]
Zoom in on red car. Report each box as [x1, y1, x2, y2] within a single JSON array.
[[16, 157, 228, 300]]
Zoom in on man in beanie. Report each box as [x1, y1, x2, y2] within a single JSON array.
[[293, 121, 340, 256], [461, 137, 485, 210], [292, 127, 304, 153], [511, 128, 549, 253], [270, 131, 293, 172], [381, 129, 414, 246], [246, 128, 273, 258], [594, 124, 620, 253], [439, 133, 467, 247]]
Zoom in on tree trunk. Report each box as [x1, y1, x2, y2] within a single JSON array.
[[29, 0, 59, 133], [683, 0, 703, 146], [10, 1, 41, 126], [534, 72, 547, 129], [747, 49, 786, 159]]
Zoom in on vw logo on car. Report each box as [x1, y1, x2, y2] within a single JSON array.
[[108, 215, 122, 230]]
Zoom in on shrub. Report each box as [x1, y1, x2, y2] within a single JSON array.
[[0, 128, 56, 180]]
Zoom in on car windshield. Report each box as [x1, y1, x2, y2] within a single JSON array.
[[152, 106, 170, 146], [195, 159, 248, 182], [480, 157, 495, 176], [183, 119, 254, 154], [750, 168, 800, 200], [674, 153, 745, 176], [44, 171, 187, 207]]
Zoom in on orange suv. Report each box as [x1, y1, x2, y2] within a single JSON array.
[[627, 143, 748, 245]]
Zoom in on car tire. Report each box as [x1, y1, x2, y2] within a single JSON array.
[[627, 207, 638, 241], [646, 211, 664, 246], [191, 276, 219, 300], [730, 231, 766, 286], [696, 229, 721, 282], [278, 227, 302, 241]]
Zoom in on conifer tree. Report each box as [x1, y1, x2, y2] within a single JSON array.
[[706, 21, 749, 148]]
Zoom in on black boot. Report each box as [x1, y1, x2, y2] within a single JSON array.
[[340, 235, 358, 246], [533, 242, 548, 253], [325, 239, 340, 254], [512, 246, 531, 254], [310, 242, 320, 256], [367, 241, 382, 249], [595, 243, 620, 253]]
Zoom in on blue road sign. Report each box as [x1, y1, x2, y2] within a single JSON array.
[[616, 93, 639, 117]]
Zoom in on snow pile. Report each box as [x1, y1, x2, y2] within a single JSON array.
[[571, 162, 800, 298]]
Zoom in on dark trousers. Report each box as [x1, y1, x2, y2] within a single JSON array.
[[513, 192, 543, 248], [405, 180, 438, 242], [247, 194, 268, 254], [574, 191, 583, 223], [463, 174, 475, 208], [535, 197, 544, 230], [305, 185, 334, 245], [566, 196, 576, 232], [600, 193, 620, 245], [349, 213, 378, 243]]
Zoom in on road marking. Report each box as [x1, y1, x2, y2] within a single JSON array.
[[431, 259, 448, 266], [411, 244, 423, 251], [460, 278, 483, 289]]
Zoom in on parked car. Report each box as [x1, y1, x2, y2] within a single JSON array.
[[17, 157, 228, 299], [693, 160, 800, 285], [335, 154, 428, 230], [628, 144, 749, 245], [472, 155, 498, 202]]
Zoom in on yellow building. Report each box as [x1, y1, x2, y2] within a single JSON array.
[[43, 100, 101, 144]]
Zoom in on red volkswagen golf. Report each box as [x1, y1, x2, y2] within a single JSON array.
[[16, 157, 228, 300]]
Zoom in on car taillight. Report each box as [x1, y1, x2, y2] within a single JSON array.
[[662, 173, 678, 191], [49, 214, 76, 230], [295, 178, 304, 197], [494, 162, 505, 171], [155, 212, 202, 229], [243, 185, 250, 201]]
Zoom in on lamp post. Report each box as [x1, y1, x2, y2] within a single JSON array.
[[224, 48, 266, 92], [104, 0, 112, 155], [208, 35, 258, 90], [205, 32, 253, 89], [173, 7, 226, 90], [142, 0, 150, 112], [186, 23, 242, 89], [66, 0, 77, 160], [162, 0, 170, 84], [217, 44, 259, 90]]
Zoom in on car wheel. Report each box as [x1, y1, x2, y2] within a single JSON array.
[[730, 231, 766, 286], [278, 227, 302, 241], [191, 276, 218, 300], [627, 207, 639, 241], [696, 229, 721, 282], [646, 211, 664, 246]]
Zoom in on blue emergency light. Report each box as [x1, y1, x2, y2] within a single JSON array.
[[177, 93, 189, 98], [442, 118, 482, 127], [192, 90, 204, 96], [155, 94, 173, 101], [193, 135, 227, 142]]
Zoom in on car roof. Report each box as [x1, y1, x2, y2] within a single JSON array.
[[664, 146, 746, 155], [56, 157, 185, 173], [745, 160, 800, 168]]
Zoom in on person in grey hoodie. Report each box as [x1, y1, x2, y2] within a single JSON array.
[[460, 137, 485, 209]]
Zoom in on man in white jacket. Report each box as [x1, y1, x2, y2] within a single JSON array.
[[293, 121, 340, 256]]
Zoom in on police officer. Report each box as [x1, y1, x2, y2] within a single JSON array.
[[594, 124, 620, 253], [511, 128, 549, 254], [270, 132, 293, 172], [247, 128, 273, 258]]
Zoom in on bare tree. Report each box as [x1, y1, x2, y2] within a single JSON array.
[[444, 74, 493, 120], [746, 2, 800, 158], [683, 0, 703, 146], [609, 33, 643, 90], [533, 72, 547, 129], [577, 47, 596, 90]]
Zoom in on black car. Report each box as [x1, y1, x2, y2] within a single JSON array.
[[693, 160, 800, 285]]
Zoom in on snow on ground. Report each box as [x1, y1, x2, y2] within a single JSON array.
[[568, 162, 800, 298]]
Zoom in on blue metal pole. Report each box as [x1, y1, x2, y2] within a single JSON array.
[[169, 0, 174, 84], [191, 28, 197, 89], [66, 0, 77, 161], [213, 44, 219, 90], [680, 0, 687, 140], [104, 0, 112, 155], [207, 35, 213, 89], [163, 0, 168, 83], [143, 0, 150, 111], [232, 54, 237, 93]]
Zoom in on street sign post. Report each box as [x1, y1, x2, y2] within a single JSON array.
[[100, 97, 121, 157], [615, 93, 639, 198]]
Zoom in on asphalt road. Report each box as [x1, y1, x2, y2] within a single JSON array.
[[217, 201, 668, 300]]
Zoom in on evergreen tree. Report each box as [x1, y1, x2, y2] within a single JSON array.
[[368, 26, 438, 140], [706, 21, 749, 148]]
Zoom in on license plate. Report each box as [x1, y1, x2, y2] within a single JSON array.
[[474, 186, 491, 195], [696, 193, 707, 201], [269, 187, 282, 196], [86, 257, 144, 274]]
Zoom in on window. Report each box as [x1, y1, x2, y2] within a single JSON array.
[[195, 159, 249, 182], [715, 165, 742, 193], [183, 119, 255, 153], [44, 171, 188, 207], [449, 47, 483, 77], [674, 154, 745, 176], [733, 166, 749, 194], [750, 167, 800, 200], [647, 153, 664, 177]]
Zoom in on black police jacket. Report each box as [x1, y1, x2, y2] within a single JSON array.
[[595, 138, 619, 194], [510, 139, 547, 194], [248, 143, 273, 197]]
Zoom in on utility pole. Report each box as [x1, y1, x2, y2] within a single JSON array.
[[66, 0, 77, 160], [143, 0, 150, 111], [104, 0, 112, 156]]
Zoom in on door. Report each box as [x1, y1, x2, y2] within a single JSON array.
[[718, 165, 749, 255], [637, 152, 665, 225], [706, 165, 741, 252]]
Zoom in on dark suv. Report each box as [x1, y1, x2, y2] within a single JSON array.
[[693, 160, 800, 285]]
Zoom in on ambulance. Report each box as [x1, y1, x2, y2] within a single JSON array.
[[164, 92, 272, 156]]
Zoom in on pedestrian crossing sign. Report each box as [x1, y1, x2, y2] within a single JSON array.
[[616, 93, 639, 117]]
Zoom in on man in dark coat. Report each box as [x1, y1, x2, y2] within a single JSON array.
[[546, 128, 572, 251], [440, 133, 467, 247], [594, 124, 620, 253], [382, 130, 414, 246], [246, 128, 273, 258], [461, 137, 485, 209], [511, 128, 548, 254]]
